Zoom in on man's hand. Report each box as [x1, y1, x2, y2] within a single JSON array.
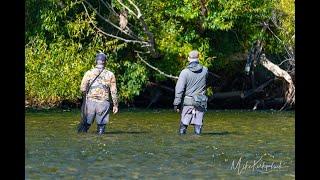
[[113, 106, 118, 114], [174, 105, 180, 113]]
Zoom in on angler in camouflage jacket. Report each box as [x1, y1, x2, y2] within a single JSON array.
[[79, 52, 118, 135]]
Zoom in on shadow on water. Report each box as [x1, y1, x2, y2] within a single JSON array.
[[201, 131, 241, 136], [105, 131, 148, 134]]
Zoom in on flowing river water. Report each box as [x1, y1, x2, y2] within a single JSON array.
[[25, 109, 295, 179]]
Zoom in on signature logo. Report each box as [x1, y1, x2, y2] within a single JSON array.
[[230, 155, 286, 175]]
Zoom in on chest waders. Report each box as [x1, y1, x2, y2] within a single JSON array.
[[179, 68, 208, 135], [179, 96, 206, 135], [77, 69, 104, 133]]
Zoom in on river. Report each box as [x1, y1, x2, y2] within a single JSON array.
[[25, 109, 295, 179]]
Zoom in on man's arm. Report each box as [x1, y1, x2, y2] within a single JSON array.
[[80, 72, 90, 94], [109, 73, 119, 114], [173, 70, 187, 110]]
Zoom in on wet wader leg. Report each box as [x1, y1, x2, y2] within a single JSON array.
[[194, 125, 202, 135], [78, 112, 95, 133], [97, 124, 106, 135], [78, 121, 91, 133], [96, 101, 110, 135], [81, 99, 97, 133], [82, 121, 91, 132], [179, 122, 188, 135], [179, 106, 194, 135]]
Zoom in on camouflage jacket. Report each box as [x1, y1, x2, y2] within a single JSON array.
[[80, 66, 118, 107]]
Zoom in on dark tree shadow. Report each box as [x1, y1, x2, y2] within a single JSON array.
[[105, 131, 148, 134]]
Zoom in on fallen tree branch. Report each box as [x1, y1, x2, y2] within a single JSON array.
[[211, 91, 243, 99], [147, 82, 175, 92], [208, 71, 221, 79], [259, 54, 295, 109], [242, 78, 275, 99], [146, 88, 162, 108], [208, 77, 274, 102]]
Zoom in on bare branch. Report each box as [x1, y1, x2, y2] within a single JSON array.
[[136, 53, 178, 80], [84, 0, 158, 57], [116, 0, 138, 17], [99, 0, 119, 16], [277, 58, 294, 67], [82, 2, 148, 45], [84, 0, 142, 41], [128, 0, 142, 18], [98, 0, 137, 31], [137, 16, 158, 57], [116, 0, 158, 57], [264, 22, 294, 59]]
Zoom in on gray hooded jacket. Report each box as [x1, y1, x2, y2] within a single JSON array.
[[173, 61, 208, 106]]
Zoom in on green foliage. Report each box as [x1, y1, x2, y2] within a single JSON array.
[[118, 61, 148, 102], [26, 0, 294, 107], [25, 0, 143, 107], [206, 86, 214, 97], [273, 0, 295, 49], [26, 35, 108, 107]]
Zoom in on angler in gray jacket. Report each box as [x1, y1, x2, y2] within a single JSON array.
[[173, 50, 208, 135]]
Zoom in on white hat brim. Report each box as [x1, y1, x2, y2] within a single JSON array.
[[188, 57, 199, 62]]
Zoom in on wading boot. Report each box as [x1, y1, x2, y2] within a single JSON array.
[[194, 125, 202, 135], [77, 122, 91, 133], [179, 122, 188, 135], [97, 124, 106, 135]]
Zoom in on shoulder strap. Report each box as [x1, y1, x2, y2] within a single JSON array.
[[85, 69, 104, 95]]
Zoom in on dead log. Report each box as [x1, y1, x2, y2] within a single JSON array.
[[252, 100, 261, 110], [146, 89, 162, 108], [242, 78, 274, 99], [211, 91, 243, 99], [147, 82, 175, 92], [259, 54, 295, 110], [209, 77, 274, 101]]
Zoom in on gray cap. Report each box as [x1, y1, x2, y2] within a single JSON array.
[[188, 50, 199, 61], [96, 52, 107, 62]]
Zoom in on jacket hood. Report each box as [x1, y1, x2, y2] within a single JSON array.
[[187, 61, 203, 72]]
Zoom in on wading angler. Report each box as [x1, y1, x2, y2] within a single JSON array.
[[77, 52, 118, 135], [173, 50, 209, 135]]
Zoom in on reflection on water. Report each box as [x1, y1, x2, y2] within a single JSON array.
[[25, 109, 295, 179]]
